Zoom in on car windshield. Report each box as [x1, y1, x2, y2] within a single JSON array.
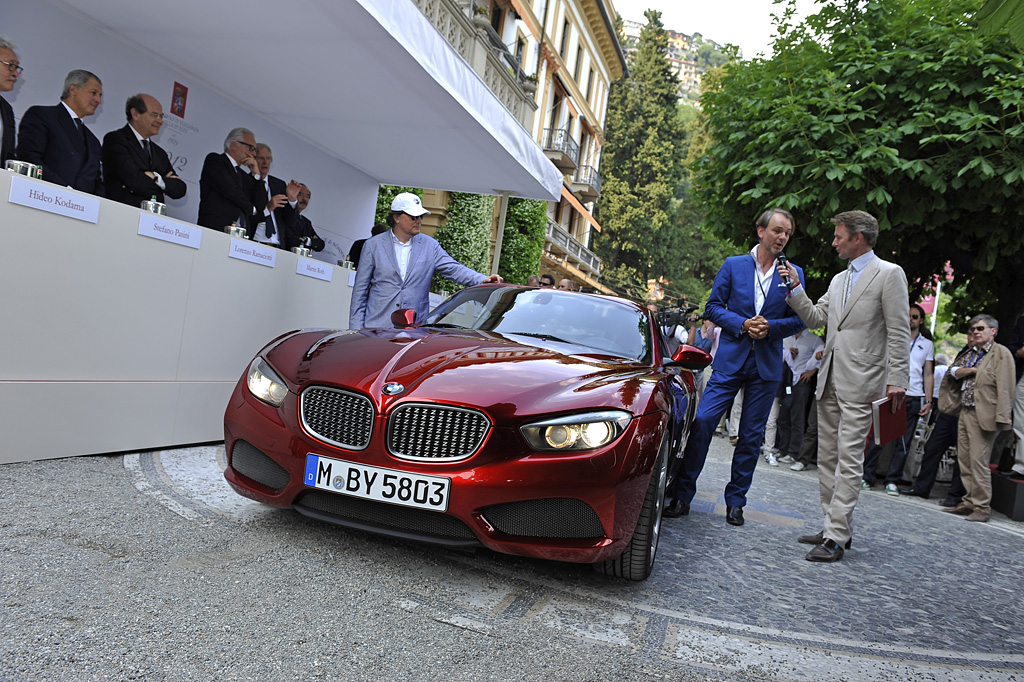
[[422, 287, 651, 362]]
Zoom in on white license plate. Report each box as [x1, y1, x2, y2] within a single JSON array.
[[304, 454, 451, 512]]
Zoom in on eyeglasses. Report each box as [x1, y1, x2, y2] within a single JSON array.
[[539, 282, 553, 287], [909, 314, 921, 320], [0, 59, 23, 75], [148, 112, 165, 120], [969, 325, 988, 332], [297, 192, 311, 200], [402, 212, 423, 220], [235, 140, 257, 153]]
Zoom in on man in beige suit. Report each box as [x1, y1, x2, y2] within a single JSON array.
[[941, 314, 1014, 522], [779, 210, 910, 562]]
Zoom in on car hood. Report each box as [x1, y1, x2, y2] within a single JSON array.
[[263, 328, 664, 422]]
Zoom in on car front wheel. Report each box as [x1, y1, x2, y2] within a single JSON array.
[[593, 434, 669, 581]]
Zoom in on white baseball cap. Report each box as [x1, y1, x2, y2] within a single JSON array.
[[390, 192, 430, 217]]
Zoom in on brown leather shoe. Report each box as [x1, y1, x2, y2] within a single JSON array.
[[805, 538, 844, 562], [942, 502, 973, 516], [797, 531, 851, 549], [965, 510, 990, 522]]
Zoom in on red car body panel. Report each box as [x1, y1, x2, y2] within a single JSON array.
[[223, 288, 705, 565]]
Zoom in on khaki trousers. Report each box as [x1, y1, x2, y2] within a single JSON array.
[[1012, 375, 1024, 475], [816, 374, 873, 545], [957, 406, 996, 513]]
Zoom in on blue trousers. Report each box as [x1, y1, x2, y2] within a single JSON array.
[[668, 353, 780, 507]]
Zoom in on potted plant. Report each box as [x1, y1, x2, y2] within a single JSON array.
[[472, 3, 491, 30], [521, 73, 538, 93]]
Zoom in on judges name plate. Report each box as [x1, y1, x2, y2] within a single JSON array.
[[297, 257, 332, 282], [138, 213, 202, 249], [8, 176, 101, 223], [229, 239, 277, 267]]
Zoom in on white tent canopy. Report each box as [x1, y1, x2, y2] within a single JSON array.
[[52, 0, 562, 201]]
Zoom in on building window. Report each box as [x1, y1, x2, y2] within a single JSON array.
[[560, 19, 570, 58], [491, 4, 504, 34], [573, 46, 583, 82], [585, 68, 594, 102], [515, 35, 526, 69]]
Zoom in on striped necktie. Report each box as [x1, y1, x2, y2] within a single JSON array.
[[841, 264, 854, 310]]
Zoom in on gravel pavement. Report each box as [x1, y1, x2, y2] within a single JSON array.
[[2, 436, 1022, 681]]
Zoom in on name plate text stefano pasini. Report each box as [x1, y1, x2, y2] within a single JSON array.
[[229, 239, 277, 267], [138, 213, 202, 249], [8, 176, 101, 223], [297, 257, 332, 282]]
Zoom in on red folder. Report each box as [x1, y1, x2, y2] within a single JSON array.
[[871, 396, 907, 446]]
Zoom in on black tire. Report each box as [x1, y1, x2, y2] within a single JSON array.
[[593, 434, 669, 581]]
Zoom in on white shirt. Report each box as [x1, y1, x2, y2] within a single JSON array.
[[932, 364, 947, 399], [129, 125, 165, 190], [749, 245, 774, 315], [785, 331, 824, 385], [907, 332, 935, 397], [391, 231, 413, 280], [254, 177, 281, 245]]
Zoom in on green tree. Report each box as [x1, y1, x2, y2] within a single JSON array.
[[979, 0, 1024, 50], [432, 192, 493, 293], [695, 0, 1024, 330], [497, 198, 547, 285], [597, 10, 687, 295]]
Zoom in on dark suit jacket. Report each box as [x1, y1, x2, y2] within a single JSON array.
[[0, 95, 14, 166], [102, 124, 186, 207], [197, 152, 267, 235], [257, 174, 298, 247], [16, 103, 103, 196], [348, 238, 367, 267], [294, 214, 325, 252]]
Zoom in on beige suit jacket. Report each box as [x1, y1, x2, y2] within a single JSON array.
[[787, 255, 910, 403], [967, 343, 1015, 431]]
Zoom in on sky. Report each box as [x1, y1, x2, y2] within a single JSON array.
[[609, 0, 820, 60]]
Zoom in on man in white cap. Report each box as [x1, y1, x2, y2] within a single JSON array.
[[348, 192, 502, 328]]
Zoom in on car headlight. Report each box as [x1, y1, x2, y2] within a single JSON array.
[[520, 411, 632, 452], [246, 357, 288, 407]]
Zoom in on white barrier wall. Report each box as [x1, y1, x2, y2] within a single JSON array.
[[0, 171, 355, 464]]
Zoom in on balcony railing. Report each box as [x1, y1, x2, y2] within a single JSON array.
[[571, 165, 601, 202], [542, 128, 580, 173], [411, 0, 537, 127], [546, 218, 601, 275]]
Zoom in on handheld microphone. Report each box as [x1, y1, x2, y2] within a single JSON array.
[[777, 252, 792, 289]]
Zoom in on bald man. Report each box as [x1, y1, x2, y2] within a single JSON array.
[[102, 93, 186, 207]]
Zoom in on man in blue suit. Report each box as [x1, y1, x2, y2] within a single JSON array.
[[349, 193, 502, 329], [665, 208, 806, 526], [17, 69, 104, 196]]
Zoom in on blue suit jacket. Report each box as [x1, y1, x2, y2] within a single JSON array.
[[705, 253, 806, 382], [348, 231, 486, 329], [16, 104, 103, 196]]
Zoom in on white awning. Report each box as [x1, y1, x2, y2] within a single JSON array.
[[56, 0, 562, 201]]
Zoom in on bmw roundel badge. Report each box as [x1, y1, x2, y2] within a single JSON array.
[[382, 383, 405, 396]]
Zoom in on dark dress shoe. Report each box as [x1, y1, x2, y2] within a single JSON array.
[[939, 496, 962, 508], [663, 499, 689, 518], [797, 530, 851, 549], [726, 505, 744, 526], [806, 538, 844, 562], [898, 488, 927, 498]]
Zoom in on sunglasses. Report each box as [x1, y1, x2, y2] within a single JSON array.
[[402, 212, 423, 220], [969, 325, 988, 332]]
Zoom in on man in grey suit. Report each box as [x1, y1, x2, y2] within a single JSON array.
[[780, 210, 910, 562], [349, 192, 502, 329]]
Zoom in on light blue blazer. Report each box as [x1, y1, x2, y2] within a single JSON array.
[[348, 231, 485, 329]]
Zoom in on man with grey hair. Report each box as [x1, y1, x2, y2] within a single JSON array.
[[0, 36, 20, 165], [940, 314, 1014, 522], [780, 209, 910, 561], [197, 127, 268, 234], [17, 69, 104, 196]]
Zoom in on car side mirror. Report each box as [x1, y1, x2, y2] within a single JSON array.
[[665, 345, 713, 370], [391, 309, 417, 328]]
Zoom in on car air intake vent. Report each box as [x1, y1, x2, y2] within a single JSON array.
[[231, 440, 291, 491], [387, 404, 490, 461], [301, 386, 374, 450], [297, 490, 477, 540], [482, 498, 605, 538]]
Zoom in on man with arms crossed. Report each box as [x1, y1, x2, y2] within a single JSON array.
[[781, 210, 910, 562], [664, 208, 805, 526]]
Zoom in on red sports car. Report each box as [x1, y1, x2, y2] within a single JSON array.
[[223, 285, 711, 580]]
